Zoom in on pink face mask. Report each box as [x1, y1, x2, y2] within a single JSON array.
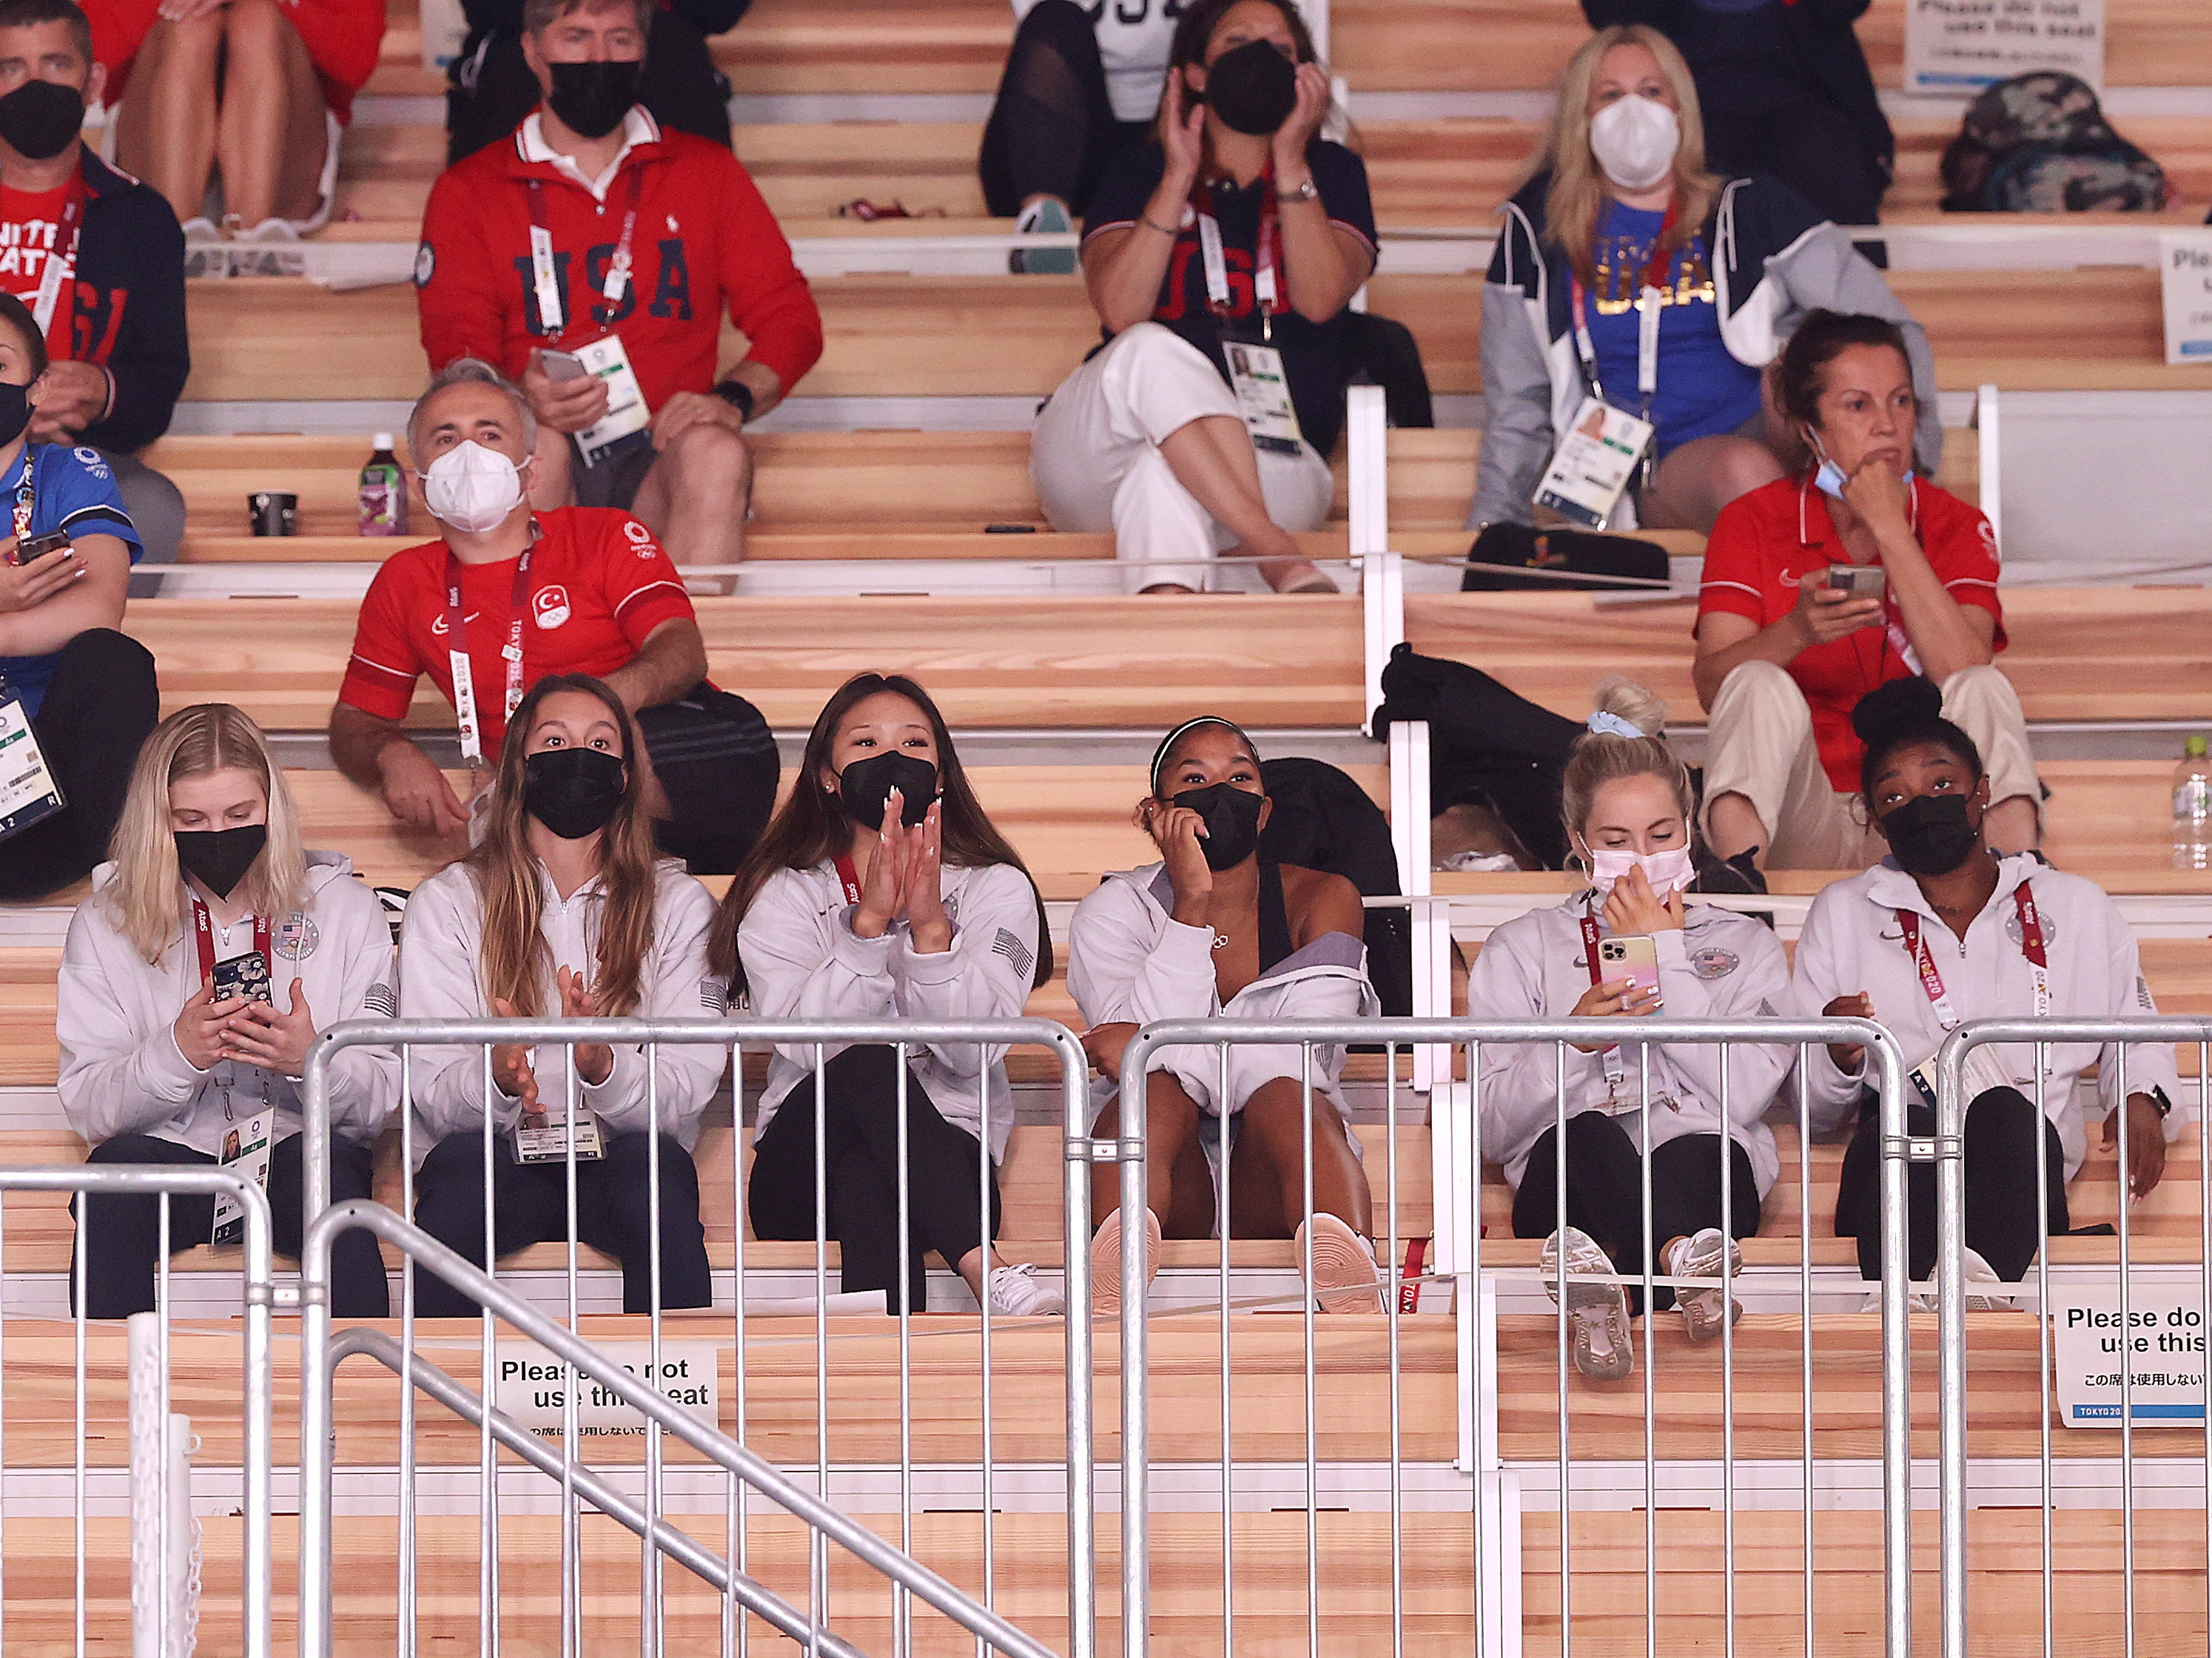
[[1586, 846, 1696, 899]]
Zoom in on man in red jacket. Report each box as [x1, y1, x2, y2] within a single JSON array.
[[414, 0, 821, 565]]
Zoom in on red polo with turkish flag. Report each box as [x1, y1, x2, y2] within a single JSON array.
[[337, 506, 695, 750]]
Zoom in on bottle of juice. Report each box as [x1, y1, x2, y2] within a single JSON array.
[[358, 431, 408, 536]]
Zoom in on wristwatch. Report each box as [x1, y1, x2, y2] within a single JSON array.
[[713, 378, 756, 422], [1277, 175, 1320, 204]]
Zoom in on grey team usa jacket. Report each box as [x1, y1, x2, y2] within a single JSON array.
[[1467, 171, 1943, 532]]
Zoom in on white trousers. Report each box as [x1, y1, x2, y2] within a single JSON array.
[[1700, 659, 2040, 869], [1030, 322, 1335, 593]]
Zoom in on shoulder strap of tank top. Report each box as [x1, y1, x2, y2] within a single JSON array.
[[1257, 858, 1295, 974]]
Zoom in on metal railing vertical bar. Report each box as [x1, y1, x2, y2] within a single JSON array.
[[73, 1187, 85, 1658], [2035, 1051, 2054, 1658], [895, 1042, 914, 1658], [1553, 1038, 1571, 1658], [1301, 1042, 1320, 1658], [1, 1193, 8, 1655], [645, 1045, 667, 1658], [978, 1045, 997, 1658], [562, 1048, 581, 1658], [1638, 1051, 1655, 1658], [1720, 1047, 1738, 1658], [2118, 1048, 2137, 1658], [159, 1193, 174, 1658], [810, 1040, 830, 1658], [400, 1051, 419, 1658], [479, 1045, 500, 1658], [1217, 1039, 1234, 1658], [1796, 1050, 1815, 1658], [1467, 1039, 1485, 1658], [728, 1036, 748, 1658], [2201, 1039, 2211, 1658], [1385, 1040, 1405, 1658], [1119, 1031, 1150, 1658]]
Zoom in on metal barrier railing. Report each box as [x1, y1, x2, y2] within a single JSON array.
[[0, 1164, 273, 1658], [1110, 1014, 1912, 1658], [1933, 1016, 2212, 1658], [297, 1014, 1101, 1658]]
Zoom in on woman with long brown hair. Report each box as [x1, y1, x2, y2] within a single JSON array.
[[713, 673, 1058, 1318], [1468, 24, 1936, 539], [58, 703, 397, 1318], [403, 673, 721, 1317]]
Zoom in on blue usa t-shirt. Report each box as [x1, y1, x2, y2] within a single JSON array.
[[0, 442, 141, 716], [1583, 200, 1764, 459]]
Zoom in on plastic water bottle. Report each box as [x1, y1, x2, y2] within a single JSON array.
[[357, 432, 407, 536], [2175, 735, 2212, 871]]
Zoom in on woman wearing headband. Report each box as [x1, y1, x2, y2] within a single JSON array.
[[1069, 715, 1381, 1314], [1465, 679, 1791, 1383]]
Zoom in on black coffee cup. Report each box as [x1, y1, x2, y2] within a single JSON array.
[[249, 491, 297, 537]]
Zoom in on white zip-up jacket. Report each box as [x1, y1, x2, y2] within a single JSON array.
[[1067, 863, 1380, 1117], [736, 859, 1043, 1161], [400, 857, 722, 1159], [1467, 894, 1795, 1193], [1788, 854, 2182, 1179], [57, 853, 399, 1154]]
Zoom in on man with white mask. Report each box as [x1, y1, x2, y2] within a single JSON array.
[[328, 359, 778, 874], [1466, 23, 1934, 542]]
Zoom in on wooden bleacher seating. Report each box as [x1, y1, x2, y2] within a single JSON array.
[[178, 270, 2212, 405], [327, 115, 2212, 244]]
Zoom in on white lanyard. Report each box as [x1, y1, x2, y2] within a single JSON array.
[[445, 546, 533, 766]]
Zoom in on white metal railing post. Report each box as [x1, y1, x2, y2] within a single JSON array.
[[1974, 383, 2002, 547]]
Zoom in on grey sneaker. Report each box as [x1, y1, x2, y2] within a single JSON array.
[[1541, 1227, 1634, 1382], [1666, 1227, 1744, 1344], [1009, 197, 1077, 274]]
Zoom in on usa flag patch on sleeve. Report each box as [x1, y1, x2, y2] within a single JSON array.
[[363, 983, 398, 1018], [992, 928, 1034, 981]]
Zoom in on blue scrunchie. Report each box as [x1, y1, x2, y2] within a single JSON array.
[[1585, 711, 1643, 740]]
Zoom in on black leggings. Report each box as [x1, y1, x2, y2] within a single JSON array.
[[978, 0, 1152, 218], [411, 1130, 712, 1317], [1513, 1113, 1761, 1314], [1699, 79, 1888, 229], [72, 1132, 385, 1319], [0, 628, 159, 902], [1835, 1085, 2068, 1284], [748, 1045, 1001, 1315]]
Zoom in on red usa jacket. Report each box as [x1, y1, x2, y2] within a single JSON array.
[[414, 108, 823, 412]]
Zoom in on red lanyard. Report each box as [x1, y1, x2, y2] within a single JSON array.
[[443, 547, 534, 764], [1895, 882, 2050, 1031], [26, 170, 84, 346], [831, 855, 863, 907], [192, 898, 271, 985], [1577, 908, 1629, 1089], [1194, 166, 1281, 321], [524, 166, 644, 338], [1577, 911, 1607, 987], [1569, 195, 1680, 409]]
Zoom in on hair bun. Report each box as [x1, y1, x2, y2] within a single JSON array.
[[1587, 675, 1667, 740], [1849, 675, 1943, 747]]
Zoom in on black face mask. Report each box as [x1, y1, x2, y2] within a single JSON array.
[[544, 58, 641, 141], [1882, 792, 1981, 877], [1201, 38, 1300, 137], [522, 747, 627, 840], [838, 751, 937, 832], [0, 78, 84, 162], [1171, 781, 1265, 871], [175, 825, 267, 901], [0, 381, 31, 448]]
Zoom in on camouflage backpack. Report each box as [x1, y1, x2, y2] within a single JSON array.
[[1939, 71, 2170, 212]]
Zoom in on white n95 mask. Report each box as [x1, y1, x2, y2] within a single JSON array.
[[1587, 846, 1696, 899], [423, 440, 525, 533], [1588, 95, 1681, 193]]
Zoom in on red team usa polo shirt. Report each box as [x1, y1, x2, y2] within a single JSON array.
[[414, 108, 823, 413], [337, 508, 696, 751]]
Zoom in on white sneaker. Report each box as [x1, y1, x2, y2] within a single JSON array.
[[1665, 1227, 1743, 1344], [984, 1262, 1064, 1317], [1960, 1247, 2015, 1311], [1542, 1226, 1634, 1382], [1295, 1212, 1383, 1313], [1089, 1206, 1161, 1315], [1859, 1287, 1937, 1315]]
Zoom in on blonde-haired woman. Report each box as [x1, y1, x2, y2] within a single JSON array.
[[57, 704, 398, 1318], [401, 673, 722, 1317], [1467, 23, 1937, 540], [1464, 679, 1791, 1383]]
